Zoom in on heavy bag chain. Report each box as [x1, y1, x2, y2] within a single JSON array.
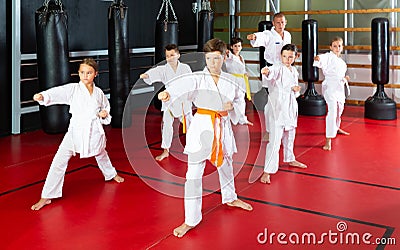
[[200, 1, 213, 19], [38, 0, 66, 26], [201, 1, 212, 11], [108, 0, 127, 20], [43, 0, 64, 11], [157, 0, 177, 32]]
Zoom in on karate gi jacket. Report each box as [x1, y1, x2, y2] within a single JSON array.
[[39, 82, 111, 158]]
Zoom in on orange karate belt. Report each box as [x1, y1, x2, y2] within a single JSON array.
[[231, 73, 251, 101], [196, 108, 228, 167]]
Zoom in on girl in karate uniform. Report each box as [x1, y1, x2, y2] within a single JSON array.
[[140, 44, 193, 161], [31, 58, 124, 211], [225, 37, 253, 125], [313, 36, 350, 150], [158, 38, 253, 238], [260, 44, 307, 185]]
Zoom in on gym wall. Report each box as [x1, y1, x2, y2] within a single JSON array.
[[5, 0, 196, 135]]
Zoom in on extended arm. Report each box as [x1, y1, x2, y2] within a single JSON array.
[[33, 84, 74, 106]]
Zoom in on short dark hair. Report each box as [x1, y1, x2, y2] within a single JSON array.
[[81, 58, 98, 72], [165, 44, 179, 53], [230, 37, 243, 46], [203, 38, 227, 54], [281, 44, 298, 55]]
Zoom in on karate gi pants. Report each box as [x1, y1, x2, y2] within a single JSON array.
[[184, 156, 238, 227], [161, 111, 193, 149], [264, 103, 270, 133], [264, 125, 296, 174], [41, 136, 117, 199], [325, 100, 344, 138]]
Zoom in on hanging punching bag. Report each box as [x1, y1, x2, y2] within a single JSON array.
[[153, 0, 179, 110], [297, 19, 326, 116], [365, 18, 396, 120], [155, 21, 178, 64], [197, 1, 214, 52], [35, 0, 70, 134], [108, 0, 131, 128]]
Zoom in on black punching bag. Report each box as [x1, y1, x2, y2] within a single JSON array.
[[364, 18, 396, 120], [153, 0, 179, 110], [297, 19, 326, 116], [252, 21, 273, 111], [35, 0, 70, 134], [155, 21, 178, 64], [197, 1, 214, 52], [258, 21, 273, 75], [108, 0, 131, 127]]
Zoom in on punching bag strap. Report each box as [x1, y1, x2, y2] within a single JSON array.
[[157, 0, 177, 22], [108, 0, 127, 19]]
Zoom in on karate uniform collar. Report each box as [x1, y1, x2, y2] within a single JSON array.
[[78, 81, 97, 95]]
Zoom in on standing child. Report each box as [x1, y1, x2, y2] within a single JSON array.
[[140, 44, 193, 161], [31, 58, 124, 211], [260, 44, 307, 185], [225, 37, 253, 125], [313, 36, 350, 151], [159, 38, 253, 238]]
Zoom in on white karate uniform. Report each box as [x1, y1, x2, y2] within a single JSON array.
[[250, 27, 292, 65], [38, 82, 117, 199], [224, 52, 249, 124], [250, 27, 292, 133], [166, 68, 243, 226], [143, 61, 193, 149], [225, 52, 246, 76], [262, 63, 300, 174], [313, 52, 348, 138]]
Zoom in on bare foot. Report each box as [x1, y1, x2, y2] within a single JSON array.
[[323, 138, 332, 151], [227, 199, 253, 211], [338, 128, 350, 135], [155, 149, 169, 161], [262, 132, 269, 142], [173, 223, 194, 238], [260, 172, 271, 184], [31, 198, 51, 210], [288, 160, 307, 169], [113, 175, 124, 183], [322, 144, 331, 150]]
